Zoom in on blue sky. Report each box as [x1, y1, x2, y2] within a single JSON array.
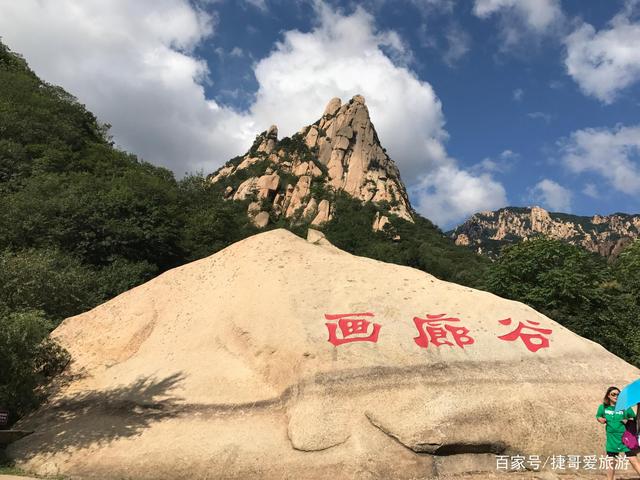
[[1, 0, 639, 228]]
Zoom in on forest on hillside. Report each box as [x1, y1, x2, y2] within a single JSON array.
[[1, 41, 640, 426]]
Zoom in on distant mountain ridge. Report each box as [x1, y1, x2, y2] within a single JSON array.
[[449, 206, 640, 258]]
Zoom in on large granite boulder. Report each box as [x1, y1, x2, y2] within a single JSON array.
[[9, 229, 638, 479]]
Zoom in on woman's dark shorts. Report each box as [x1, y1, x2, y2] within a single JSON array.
[[606, 450, 640, 457]]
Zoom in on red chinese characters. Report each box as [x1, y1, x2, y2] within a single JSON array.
[[325, 312, 381, 346], [413, 313, 475, 349], [497, 318, 553, 352]]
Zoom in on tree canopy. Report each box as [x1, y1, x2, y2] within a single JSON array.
[[486, 238, 640, 366]]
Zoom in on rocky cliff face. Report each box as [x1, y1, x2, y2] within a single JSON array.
[[209, 95, 413, 230], [450, 206, 640, 258]]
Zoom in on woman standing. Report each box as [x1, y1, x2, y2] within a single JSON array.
[[596, 386, 640, 479]]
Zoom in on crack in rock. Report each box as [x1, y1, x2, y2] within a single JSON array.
[[365, 411, 507, 456]]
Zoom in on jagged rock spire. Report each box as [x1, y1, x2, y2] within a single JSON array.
[[301, 95, 412, 221], [209, 95, 414, 227]]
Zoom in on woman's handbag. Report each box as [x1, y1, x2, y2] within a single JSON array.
[[623, 418, 639, 449]]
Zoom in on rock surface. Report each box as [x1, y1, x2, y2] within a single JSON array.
[[450, 206, 640, 259], [252, 211, 270, 228], [209, 95, 414, 229], [9, 229, 638, 479]]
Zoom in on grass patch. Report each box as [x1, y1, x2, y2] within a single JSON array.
[[0, 459, 68, 479]]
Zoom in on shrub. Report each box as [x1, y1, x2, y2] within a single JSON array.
[[0, 307, 69, 423]]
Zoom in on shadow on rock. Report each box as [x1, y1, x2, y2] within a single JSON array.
[[10, 372, 185, 458]]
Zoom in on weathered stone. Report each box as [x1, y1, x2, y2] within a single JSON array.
[[372, 212, 390, 232], [237, 156, 260, 170], [336, 125, 353, 139], [247, 201, 261, 215], [334, 136, 350, 151], [283, 184, 295, 211], [310, 163, 323, 177], [390, 207, 413, 223], [323, 97, 341, 116], [362, 182, 376, 202], [316, 96, 413, 222], [327, 150, 345, 188], [285, 176, 312, 218], [455, 233, 470, 246], [209, 165, 234, 184], [252, 211, 270, 228], [306, 228, 324, 244], [318, 138, 333, 165], [293, 162, 310, 176], [223, 186, 234, 199], [302, 197, 318, 220], [311, 199, 331, 225], [305, 126, 319, 149], [257, 125, 278, 154], [11, 229, 639, 480], [257, 173, 280, 199], [451, 206, 640, 259], [233, 177, 259, 201]]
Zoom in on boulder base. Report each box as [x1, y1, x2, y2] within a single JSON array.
[[9, 229, 638, 479]]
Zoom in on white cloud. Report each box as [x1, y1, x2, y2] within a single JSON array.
[[473, 0, 564, 48], [418, 21, 471, 67], [247, 4, 446, 180], [250, 4, 507, 226], [242, 0, 268, 12], [530, 179, 572, 212], [500, 149, 518, 160], [0, 0, 506, 227], [470, 149, 518, 175], [527, 111, 552, 123], [410, 0, 455, 13], [0, 0, 256, 174], [513, 88, 524, 101], [582, 183, 600, 199], [560, 125, 640, 195], [412, 167, 507, 227], [473, 0, 562, 30], [442, 23, 471, 67], [564, 4, 640, 104]]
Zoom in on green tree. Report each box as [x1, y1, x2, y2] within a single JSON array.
[[613, 239, 640, 303], [178, 173, 257, 261], [322, 193, 490, 288], [0, 248, 101, 324], [0, 308, 69, 422], [486, 238, 608, 314], [486, 238, 640, 365]]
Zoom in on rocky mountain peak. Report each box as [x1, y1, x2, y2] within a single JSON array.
[[209, 95, 413, 230]]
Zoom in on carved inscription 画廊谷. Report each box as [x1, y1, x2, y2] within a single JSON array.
[[324, 312, 553, 352]]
